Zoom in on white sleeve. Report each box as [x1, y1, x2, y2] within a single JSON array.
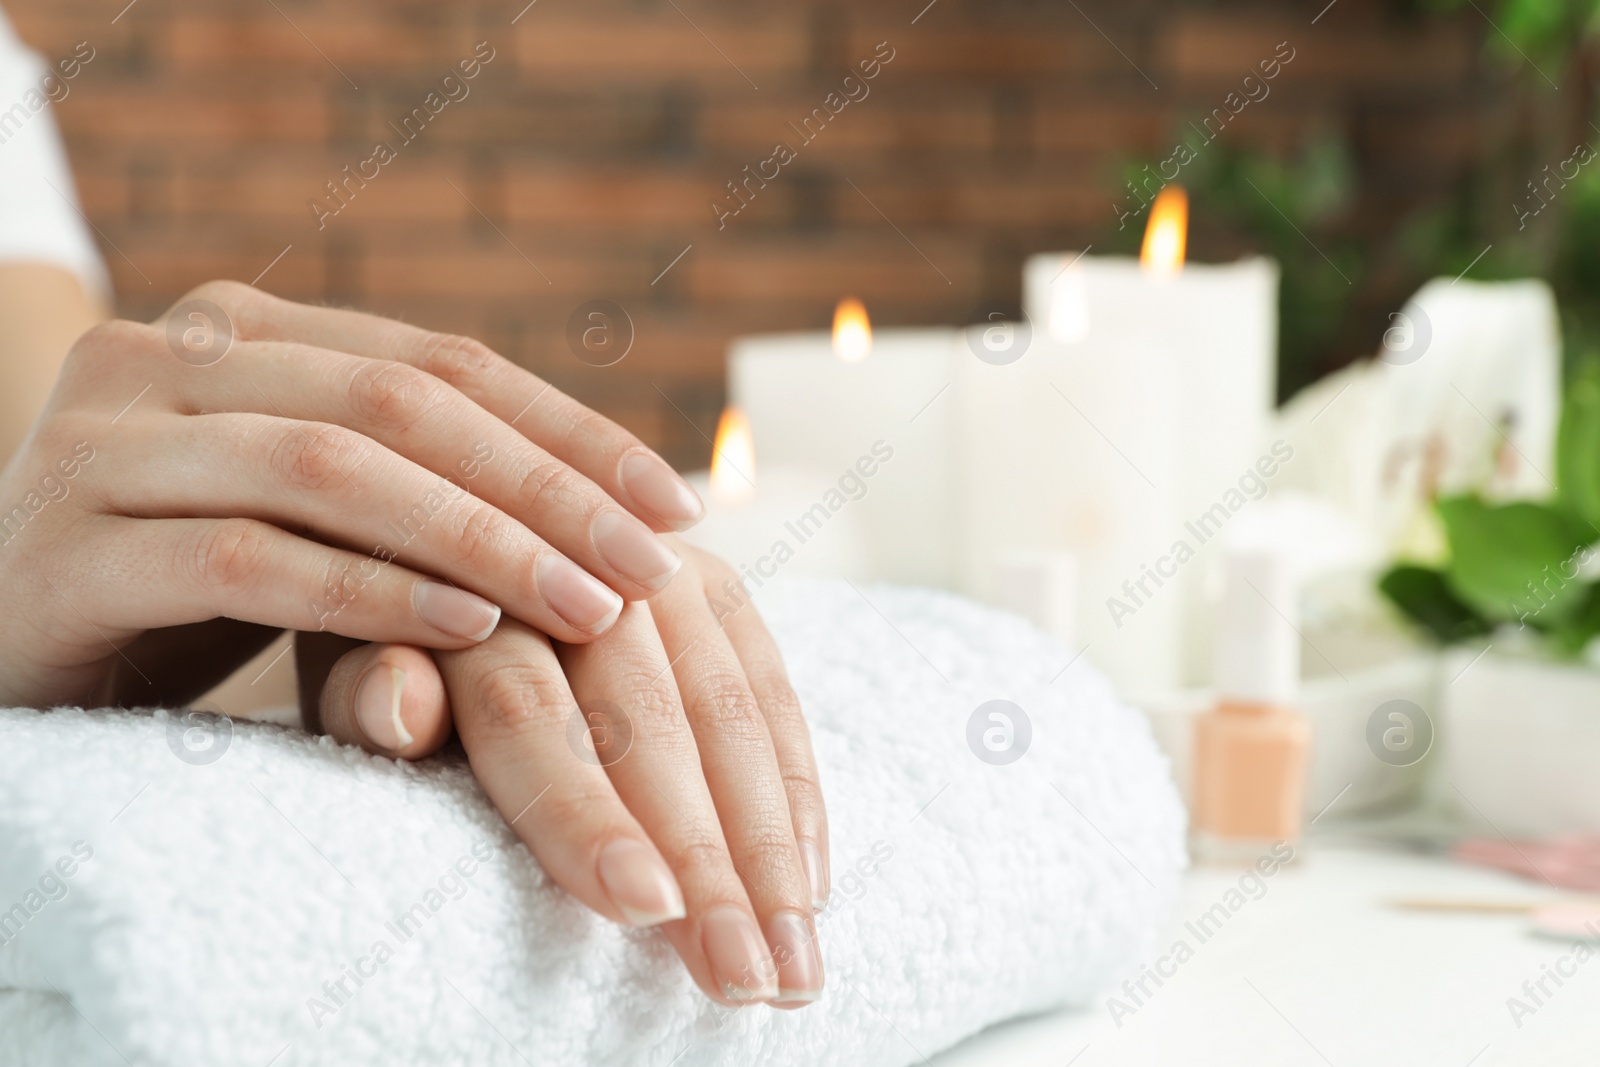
[[0, 7, 111, 300]]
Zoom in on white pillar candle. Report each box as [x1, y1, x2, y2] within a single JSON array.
[[727, 328, 960, 587], [957, 252, 1278, 697]]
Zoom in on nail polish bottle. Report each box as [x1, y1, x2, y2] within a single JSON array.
[[1190, 548, 1311, 860]]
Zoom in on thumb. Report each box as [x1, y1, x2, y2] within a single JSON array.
[[296, 633, 452, 759]]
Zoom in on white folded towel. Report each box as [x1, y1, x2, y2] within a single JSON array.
[[0, 581, 1185, 1066]]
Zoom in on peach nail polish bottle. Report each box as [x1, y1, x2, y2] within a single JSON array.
[[1191, 549, 1311, 860]]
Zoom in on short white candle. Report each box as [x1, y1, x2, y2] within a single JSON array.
[[676, 408, 870, 585]]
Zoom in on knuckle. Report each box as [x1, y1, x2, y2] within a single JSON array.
[[623, 674, 688, 734], [756, 676, 805, 726], [471, 661, 567, 738], [533, 786, 615, 834], [517, 458, 590, 517], [780, 770, 825, 814], [269, 424, 368, 492], [418, 332, 502, 387], [695, 674, 767, 740], [180, 280, 270, 339], [190, 519, 274, 594], [560, 405, 621, 452], [347, 360, 445, 432], [66, 320, 155, 376], [732, 827, 802, 879], [446, 502, 516, 568], [668, 837, 736, 879], [183, 279, 256, 308]]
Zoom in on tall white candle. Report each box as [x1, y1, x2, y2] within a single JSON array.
[[958, 249, 1278, 697]]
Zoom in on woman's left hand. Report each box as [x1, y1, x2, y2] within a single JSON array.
[[297, 541, 831, 1008]]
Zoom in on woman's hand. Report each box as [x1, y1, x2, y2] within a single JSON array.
[[302, 542, 830, 1008], [0, 281, 703, 708]]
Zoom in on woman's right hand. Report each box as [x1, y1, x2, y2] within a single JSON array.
[[0, 280, 704, 709]]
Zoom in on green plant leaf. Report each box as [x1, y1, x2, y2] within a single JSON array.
[[1547, 582, 1600, 654], [1437, 496, 1593, 624], [1378, 564, 1494, 643], [1557, 362, 1600, 528]]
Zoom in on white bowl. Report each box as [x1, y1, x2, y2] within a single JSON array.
[[1440, 647, 1600, 836]]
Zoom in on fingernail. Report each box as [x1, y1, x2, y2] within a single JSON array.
[[355, 664, 412, 753], [619, 449, 705, 530], [537, 553, 623, 635], [596, 838, 686, 927], [799, 840, 829, 912], [767, 910, 824, 1008], [591, 508, 682, 591], [701, 905, 778, 1003], [413, 581, 501, 641]]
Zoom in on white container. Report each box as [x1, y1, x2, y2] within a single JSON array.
[[1299, 652, 1438, 818], [1440, 647, 1600, 836]]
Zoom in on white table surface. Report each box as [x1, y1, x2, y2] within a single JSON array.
[[928, 841, 1599, 1066]]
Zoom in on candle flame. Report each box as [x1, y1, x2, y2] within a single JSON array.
[[832, 298, 872, 362], [1140, 186, 1188, 276], [709, 406, 755, 499]]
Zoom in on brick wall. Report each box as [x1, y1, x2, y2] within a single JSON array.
[[8, 0, 1487, 468]]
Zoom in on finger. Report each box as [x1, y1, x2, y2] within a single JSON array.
[[60, 514, 504, 649], [300, 635, 453, 760], [556, 602, 781, 1006], [174, 340, 682, 598], [104, 411, 622, 643], [436, 616, 689, 935], [647, 565, 823, 1008], [689, 546, 830, 913], [184, 282, 704, 531]]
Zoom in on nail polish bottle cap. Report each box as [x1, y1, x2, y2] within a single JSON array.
[[1214, 547, 1298, 704]]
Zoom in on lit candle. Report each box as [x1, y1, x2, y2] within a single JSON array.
[[727, 299, 961, 586], [959, 187, 1279, 696], [677, 405, 871, 585]]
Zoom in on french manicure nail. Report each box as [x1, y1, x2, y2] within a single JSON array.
[[619, 450, 705, 530], [799, 840, 829, 912], [355, 664, 412, 753], [597, 838, 686, 927], [413, 581, 501, 641], [537, 552, 623, 634], [591, 508, 682, 591], [767, 910, 824, 1007], [701, 905, 778, 1003]]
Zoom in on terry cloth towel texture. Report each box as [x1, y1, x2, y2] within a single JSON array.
[[0, 580, 1185, 1066]]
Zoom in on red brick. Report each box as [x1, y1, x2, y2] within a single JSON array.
[[843, 25, 1121, 80], [1035, 96, 1168, 155], [159, 15, 480, 73], [57, 83, 331, 143], [502, 165, 732, 229], [511, 14, 809, 87], [703, 93, 998, 157], [1157, 13, 1476, 89], [687, 237, 983, 302], [830, 168, 1112, 228]]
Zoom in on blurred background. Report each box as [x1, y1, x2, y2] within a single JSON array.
[[2, 0, 1558, 468]]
